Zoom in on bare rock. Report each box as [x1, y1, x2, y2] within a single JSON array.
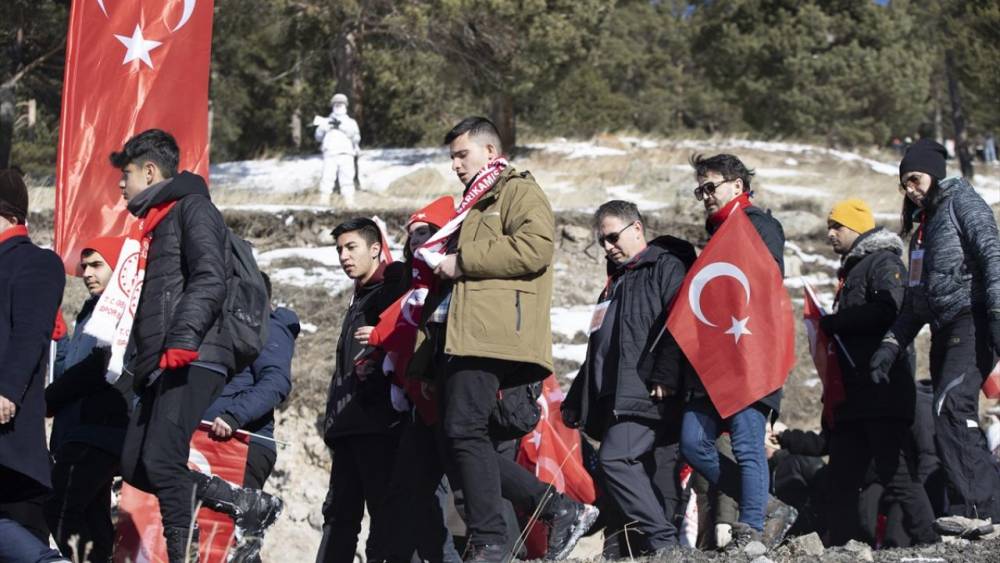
[[744, 540, 768, 557], [788, 532, 825, 557], [779, 210, 826, 238], [843, 539, 873, 562], [561, 224, 592, 245]]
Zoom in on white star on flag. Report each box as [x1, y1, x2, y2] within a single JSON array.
[[725, 316, 752, 344], [114, 25, 162, 69]]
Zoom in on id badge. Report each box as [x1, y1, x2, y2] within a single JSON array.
[[590, 300, 611, 334], [908, 249, 925, 287]]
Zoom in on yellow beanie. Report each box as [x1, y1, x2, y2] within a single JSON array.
[[829, 198, 875, 234]]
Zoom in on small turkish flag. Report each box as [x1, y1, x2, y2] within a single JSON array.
[[54, 0, 214, 273], [803, 282, 846, 426], [667, 207, 795, 419]]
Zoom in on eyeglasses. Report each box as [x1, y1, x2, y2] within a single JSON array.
[[694, 179, 733, 201], [598, 222, 636, 246]]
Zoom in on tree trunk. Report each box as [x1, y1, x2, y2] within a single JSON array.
[[491, 92, 516, 153], [290, 52, 303, 149], [0, 84, 14, 169], [945, 50, 974, 179], [332, 28, 363, 139]]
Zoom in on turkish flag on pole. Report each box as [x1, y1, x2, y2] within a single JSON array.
[[803, 282, 847, 426], [54, 0, 214, 272], [667, 208, 795, 419]]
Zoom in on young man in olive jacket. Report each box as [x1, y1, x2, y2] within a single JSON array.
[[111, 130, 280, 562], [317, 218, 406, 563], [821, 199, 938, 546], [562, 200, 693, 555]]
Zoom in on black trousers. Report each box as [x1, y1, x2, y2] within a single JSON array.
[[598, 419, 680, 551], [441, 356, 533, 546], [120, 365, 226, 530], [243, 443, 277, 490], [929, 313, 1000, 520], [44, 442, 119, 562], [827, 419, 938, 546], [316, 433, 399, 563]]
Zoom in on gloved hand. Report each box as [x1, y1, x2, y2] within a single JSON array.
[[818, 313, 838, 336], [159, 348, 199, 370], [869, 340, 899, 385], [390, 384, 411, 413]]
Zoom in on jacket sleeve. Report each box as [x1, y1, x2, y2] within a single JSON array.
[[748, 211, 786, 275], [954, 187, 1000, 318], [561, 363, 586, 429], [222, 320, 295, 428], [0, 250, 65, 407], [777, 428, 829, 456], [165, 197, 230, 352], [458, 180, 555, 279], [44, 348, 110, 414], [643, 257, 686, 390], [824, 253, 904, 336]]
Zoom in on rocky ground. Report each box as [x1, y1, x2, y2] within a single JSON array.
[[27, 136, 1000, 561]]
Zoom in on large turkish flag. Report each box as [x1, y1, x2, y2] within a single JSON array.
[[54, 0, 214, 272], [667, 208, 795, 419]]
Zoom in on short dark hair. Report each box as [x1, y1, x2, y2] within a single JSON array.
[[689, 153, 755, 193], [444, 117, 503, 153], [332, 217, 381, 247], [593, 200, 643, 231], [109, 129, 180, 178]]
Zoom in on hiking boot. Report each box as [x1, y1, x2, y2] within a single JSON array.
[[165, 525, 199, 563], [464, 544, 508, 563], [762, 497, 798, 547], [227, 535, 262, 563], [194, 475, 284, 538], [541, 495, 600, 560], [933, 516, 994, 539], [723, 522, 764, 554]]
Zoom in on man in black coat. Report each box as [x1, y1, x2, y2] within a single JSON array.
[[317, 218, 407, 563], [819, 199, 939, 546], [0, 168, 67, 561], [110, 130, 280, 562], [562, 200, 692, 555], [679, 154, 794, 548]]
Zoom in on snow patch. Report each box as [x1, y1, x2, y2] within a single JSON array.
[[527, 141, 628, 159], [269, 266, 353, 294], [300, 322, 318, 334], [763, 184, 827, 198], [551, 306, 593, 340], [606, 185, 669, 210], [552, 343, 588, 364], [258, 246, 341, 267], [784, 273, 836, 289], [785, 241, 840, 270], [674, 139, 898, 177]]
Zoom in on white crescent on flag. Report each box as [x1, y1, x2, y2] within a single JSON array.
[[688, 261, 754, 343]]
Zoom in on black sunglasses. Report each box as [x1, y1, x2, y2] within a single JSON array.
[[694, 178, 733, 201], [598, 222, 636, 245]]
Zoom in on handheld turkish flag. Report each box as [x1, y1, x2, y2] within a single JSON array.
[[516, 375, 596, 558], [667, 207, 794, 419], [114, 424, 249, 563], [803, 282, 847, 426], [54, 0, 214, 273], [984, 362, 1000, 399]]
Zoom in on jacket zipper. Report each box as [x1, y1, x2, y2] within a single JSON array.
[[515, 290, 522, 332]]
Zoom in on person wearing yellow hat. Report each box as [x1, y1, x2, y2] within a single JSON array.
[[820, 198, 940, 547]]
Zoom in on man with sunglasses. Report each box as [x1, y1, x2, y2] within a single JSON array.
[[562, 200, 695, 555], [679, 154, 794, 550]]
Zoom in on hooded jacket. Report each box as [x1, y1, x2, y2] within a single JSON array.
[[0, 231, 65, 496], [203, 307, 299, 451], [124, 172, 234, 384], [563, 236, 694, 440], [324, 262, 407, 444], [822, 228, 914, 422], [891, 177, 1000, 344]]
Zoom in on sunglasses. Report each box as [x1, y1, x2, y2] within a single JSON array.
[[694, 178, 733, 201], [598, 222, 636, 246]]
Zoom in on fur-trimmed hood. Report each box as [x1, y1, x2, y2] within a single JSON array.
[[845, 227, 904, 262]]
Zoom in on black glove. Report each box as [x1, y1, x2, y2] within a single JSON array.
[[819, 313, 839, 336], [869, 340, 899, 385]]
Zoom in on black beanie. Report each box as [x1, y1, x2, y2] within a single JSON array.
[[899, 139, 947, 181], [0, 169, 29, 223]]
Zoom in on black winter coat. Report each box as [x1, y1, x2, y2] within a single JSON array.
[[563, 237, 693, 440], [124, 172, 234, 385], [0, 232, 65, 497], [690, 204, 785, 415], [823, 228, 914, 423], [324, 262, 406, 444]]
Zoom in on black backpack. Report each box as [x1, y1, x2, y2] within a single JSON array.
[[224, 231, 270, 372]]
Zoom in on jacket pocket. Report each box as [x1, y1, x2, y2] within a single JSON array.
[[465, 280, 536, 347]]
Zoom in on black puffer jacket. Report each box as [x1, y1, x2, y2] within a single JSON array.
[[691, 204, 785, 415], [324, 262, 406, 444], [124, 172, 234, 384], [892, 177, 1000, 344], [562, 236, 694, 440], [823, 228, 914, 423]]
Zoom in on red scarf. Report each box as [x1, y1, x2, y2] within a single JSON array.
[[708, 192, 753, 230], [0, 225, 28, 244]]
